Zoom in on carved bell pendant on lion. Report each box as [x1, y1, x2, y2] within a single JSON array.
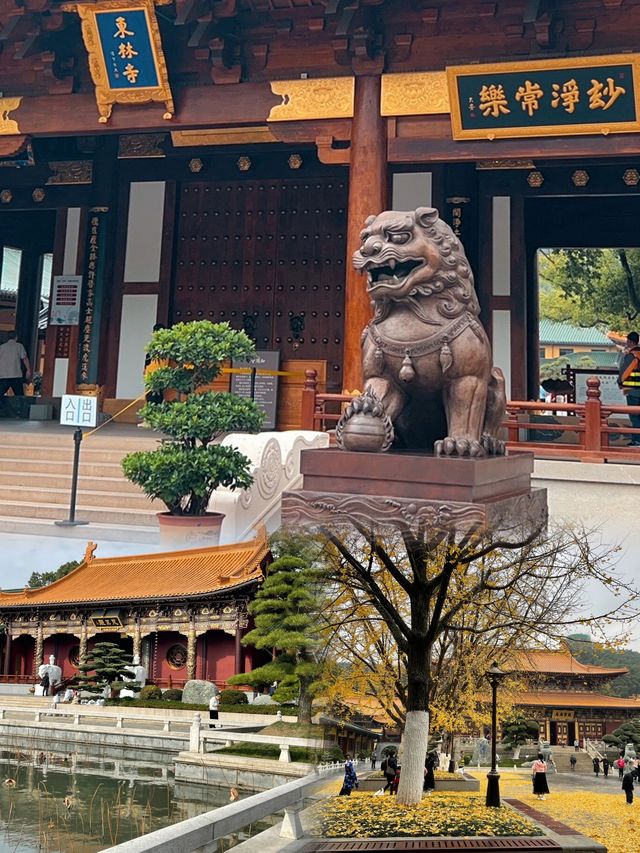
[[336, 207, 506, 458]]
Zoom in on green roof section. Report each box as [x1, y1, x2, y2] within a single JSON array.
[[541, 351, 618, 369], [539, 319, 613, 346]]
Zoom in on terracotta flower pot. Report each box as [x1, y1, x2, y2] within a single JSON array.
[[157, 512, 225, 547]]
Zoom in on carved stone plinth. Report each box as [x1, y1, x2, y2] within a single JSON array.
[[281, 449, 547, 536]]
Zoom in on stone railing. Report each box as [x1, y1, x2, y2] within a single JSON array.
[[0, 706, 193, 733], [105, 762, 351, 852], [191, 712, 322, 762]]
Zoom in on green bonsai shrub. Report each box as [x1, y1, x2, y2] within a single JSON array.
[[122, 321, 264, 515], [162, 688, 184, 701], [219, 688, 249, 705]]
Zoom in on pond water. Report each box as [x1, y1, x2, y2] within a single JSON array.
[[0, 750, 270, 852]]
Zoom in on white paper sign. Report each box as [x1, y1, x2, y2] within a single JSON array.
[[51, 275, 82, 325], [574, 371, 626, 406], [60, 394, 98, 428]]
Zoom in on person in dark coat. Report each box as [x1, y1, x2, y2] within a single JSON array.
[[40, 672, 50, 697], [382, 752, 398, 794], [423, 751, 437, 794], [593, 757, 600, 777], [531, 753, 550, 799], [602, 757, 610, 778], [569, 754, 577, 772], [339, 757, 358, 796], [623, 768, 635, 805]]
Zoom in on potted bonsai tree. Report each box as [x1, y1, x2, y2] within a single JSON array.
[[122, 320, 264, 544]]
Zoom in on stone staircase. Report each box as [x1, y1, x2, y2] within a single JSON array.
[[0, 426, 162, 543], [551, 749, 596, 774]]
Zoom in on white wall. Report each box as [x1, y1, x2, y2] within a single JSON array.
[[392, 172, 432, 211], [492, 196, 510, 297], [116, 294, 158, 398], [492, 309, 511, 398], [123, 182, 166, 283]]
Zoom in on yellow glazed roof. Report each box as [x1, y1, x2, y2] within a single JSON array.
[[0, 531, 269, 606], [512, 649, 628, 678]]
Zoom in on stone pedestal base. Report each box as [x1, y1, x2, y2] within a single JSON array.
[[281, 450, 547, 534]]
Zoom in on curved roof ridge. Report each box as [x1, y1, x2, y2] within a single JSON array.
[[0, 527, 269, 607]]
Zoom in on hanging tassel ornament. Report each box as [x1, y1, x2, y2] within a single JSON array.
[[374, 347, 384, 374], [440, 337, 453, 373], [399, 349, 416, 383]]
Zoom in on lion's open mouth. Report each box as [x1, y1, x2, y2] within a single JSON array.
[[367, 258, 424, 288]]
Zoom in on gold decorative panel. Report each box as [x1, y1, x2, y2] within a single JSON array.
[[381, 71, 450, 117], [0, 98, 22, 135], [172, 127, 277, 146], [268, 78, 354, 122]]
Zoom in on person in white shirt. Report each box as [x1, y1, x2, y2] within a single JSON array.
[[0, 331, 30, 398], [209, 693, 219, 728]]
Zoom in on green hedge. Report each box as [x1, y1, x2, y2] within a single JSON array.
[[217, 743, 343, 763], [107, 698, 297, 716]]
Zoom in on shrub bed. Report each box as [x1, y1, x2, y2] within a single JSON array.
[[217, 743, 343, 763], [316, 793, 542, 839]]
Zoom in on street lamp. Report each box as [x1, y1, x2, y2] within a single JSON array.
[[485, 661, 506, 808]]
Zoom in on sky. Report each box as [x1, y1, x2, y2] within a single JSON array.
[[0, 532, 164, 589]]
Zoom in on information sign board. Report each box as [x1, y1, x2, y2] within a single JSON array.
[[51, 276, 82, 325], [572, 369, 626, 406], [60, 394, 98, 428], [231, 351, 281, 430]]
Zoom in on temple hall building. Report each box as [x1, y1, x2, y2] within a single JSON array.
[[0, 2, 639, 417], [0, 533, 270, 688], [511, 649, 640, 746]]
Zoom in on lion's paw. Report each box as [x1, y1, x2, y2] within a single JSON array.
[[434, 437, 486, 458], [481, 434, 506, 456]]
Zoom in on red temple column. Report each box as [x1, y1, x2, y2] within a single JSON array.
[[234, 626, 243, 676], [342, 75, 387, 393], [3, 630, 12, 677]]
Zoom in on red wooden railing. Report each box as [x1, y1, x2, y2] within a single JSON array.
[[300, 370, 640, 463]]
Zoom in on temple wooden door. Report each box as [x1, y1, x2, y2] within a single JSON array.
[[172, 177, 348, 390]]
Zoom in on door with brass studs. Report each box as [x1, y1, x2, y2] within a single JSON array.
[[173, 177, 348, 390]]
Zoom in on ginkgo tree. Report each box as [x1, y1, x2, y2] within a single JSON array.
[[317, 518, 636, 805]]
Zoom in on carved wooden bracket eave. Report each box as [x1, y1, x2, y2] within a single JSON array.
[[315, 135, 350, 164]]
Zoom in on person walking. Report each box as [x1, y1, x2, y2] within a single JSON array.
[[370, 751, 377, 770], [618, 331, 640, 445], [40, 672, 50, 697], [569, 754, 577, 772], [573, 739, 579, 752], [208, 692, 219, 728], [623, 768, 635, 805], [423, 751, 436, 795], [339, 756, 358, 796], [593, 757, 601, 777], [0, 331, 30, 401], [381, 752, 397, 794], [602, 757, 610, 778], [532, 753, 550, 800], [618, 756, 625, 779]]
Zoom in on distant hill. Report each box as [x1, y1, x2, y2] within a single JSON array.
[[566, 635, 640, 698]]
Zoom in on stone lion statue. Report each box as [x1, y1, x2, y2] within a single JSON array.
[[350, 207, 506, 456]]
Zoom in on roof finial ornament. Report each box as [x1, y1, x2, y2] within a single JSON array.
[[84, 541, 97, 563]]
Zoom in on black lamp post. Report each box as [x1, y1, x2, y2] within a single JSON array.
[[485, 661, 505, 808]]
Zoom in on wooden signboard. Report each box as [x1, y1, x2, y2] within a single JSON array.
[[231, 351, 281, 431], [447, 54, 640, 140]]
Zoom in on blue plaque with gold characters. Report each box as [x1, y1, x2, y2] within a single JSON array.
[[447, 54, 640, 141], [61, 0, 174, 124]]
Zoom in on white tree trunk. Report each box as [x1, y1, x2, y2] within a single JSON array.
[[396, 710, 429, 805], [513, 746, 521, 760]]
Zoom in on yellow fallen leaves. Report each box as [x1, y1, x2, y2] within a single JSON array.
[[315, 792, 541, 838], [474, 771, 638, 853]]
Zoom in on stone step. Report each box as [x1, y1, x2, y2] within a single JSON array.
[[0, 514, 159, 544], [0, 444, 137, 464], [0, 485, 156, 509], [0, 457, 126, 478], [1, 471, 145, 495], [0, 498, 159, 527], [0, 430, 160, 451]]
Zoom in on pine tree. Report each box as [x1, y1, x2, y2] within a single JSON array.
[[73, 642, 136, 698], [228, 556, 322, 723]]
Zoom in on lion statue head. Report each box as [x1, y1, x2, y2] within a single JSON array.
[[352, 207, 479, 322]]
